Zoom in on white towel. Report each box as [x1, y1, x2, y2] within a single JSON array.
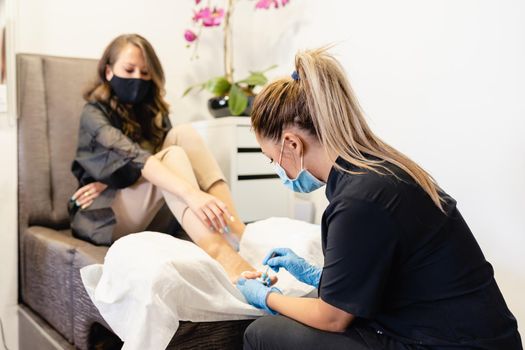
[[81, 217, 322, 350]]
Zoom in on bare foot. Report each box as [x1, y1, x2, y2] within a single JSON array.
[[240, 271, 279, 286], [197, 234, 255, 283]]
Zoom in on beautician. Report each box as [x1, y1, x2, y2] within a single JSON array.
[[235, 48, 522, 349]]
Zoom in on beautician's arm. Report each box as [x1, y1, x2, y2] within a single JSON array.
[[266, 294, 354, 332]]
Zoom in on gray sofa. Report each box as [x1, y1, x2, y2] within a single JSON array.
[[17, 53, 252, 350]]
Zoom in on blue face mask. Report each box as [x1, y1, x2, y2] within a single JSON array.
[[272, 139, 325, 193]]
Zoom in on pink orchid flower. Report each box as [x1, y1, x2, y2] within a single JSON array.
[[192, 7, 209, 22], [193, 7, 225, 27], [184, 29, 198, 43], [255, 0, 289, 9], [255, 0, 277, 9]]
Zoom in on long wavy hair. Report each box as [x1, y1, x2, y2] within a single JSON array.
[[251, 47, 445, 211], [84, 34, 170, 151]]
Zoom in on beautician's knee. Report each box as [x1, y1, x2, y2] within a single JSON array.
[[244, 317, 273, 350], [244, 316, 292, 350]]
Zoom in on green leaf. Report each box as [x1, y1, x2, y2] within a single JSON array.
[[228, 84, 248, 116], [204, 77, 231, 96], [238, 72, 267, 86]]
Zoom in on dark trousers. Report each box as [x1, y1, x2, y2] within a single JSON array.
[[243, 315, 382, 350], [243, 315, 524, 350]]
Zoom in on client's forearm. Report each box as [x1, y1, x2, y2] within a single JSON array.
[[142, 156, 193, 198]]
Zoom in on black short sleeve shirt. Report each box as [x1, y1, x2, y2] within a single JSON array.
[[319, 157, 521, 349]]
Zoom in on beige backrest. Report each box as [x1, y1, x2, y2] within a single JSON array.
[[17, 54, 98, 231]]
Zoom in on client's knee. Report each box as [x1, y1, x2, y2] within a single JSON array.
[[158, 145, 187, 163], [170, 123, 200, 139]]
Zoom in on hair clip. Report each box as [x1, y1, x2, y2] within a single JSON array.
[[291, 70, 300, 81]]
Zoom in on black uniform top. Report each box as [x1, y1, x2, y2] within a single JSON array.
[[319, 157, 521, 349]]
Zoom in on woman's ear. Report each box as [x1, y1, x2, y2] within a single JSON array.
[[282, 132, 304, 157], [105, 64, 114, 81]]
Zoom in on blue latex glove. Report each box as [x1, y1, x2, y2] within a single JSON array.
[[263, 248, 322, 288], [236, 278, 281, 315]]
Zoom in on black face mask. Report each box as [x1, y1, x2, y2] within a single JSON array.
[[109, 75, 152, 105]]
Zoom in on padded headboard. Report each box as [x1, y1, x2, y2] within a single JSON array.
[[17, 54, 98, 231]]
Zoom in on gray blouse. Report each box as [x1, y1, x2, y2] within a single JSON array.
[[68, 102, 171, 245]]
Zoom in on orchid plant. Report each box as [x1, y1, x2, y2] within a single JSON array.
[[183, 0, 291, 116]]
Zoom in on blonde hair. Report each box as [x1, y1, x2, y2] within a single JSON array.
[[84, 34, 170, 151], [251, 47, 444, 211]]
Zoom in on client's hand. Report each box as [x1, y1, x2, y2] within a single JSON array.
[[72, 182, 108, 209], [184, 189, 233, 232], [263, 248, 322, 288], [236, 278, 281, 315]]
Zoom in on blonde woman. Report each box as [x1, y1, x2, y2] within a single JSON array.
[[236, 48, 522, 350], [69, 34, 257, 282]]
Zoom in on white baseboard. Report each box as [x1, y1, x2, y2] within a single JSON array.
[[0, 305, 18, 350], [18, 306, 73, 350]]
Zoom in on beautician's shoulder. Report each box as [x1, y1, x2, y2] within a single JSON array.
[[328, 159, 421, 214], [330, 158, 394, 193]]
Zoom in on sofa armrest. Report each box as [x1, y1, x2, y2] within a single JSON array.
[[21, 226, 108, 346]]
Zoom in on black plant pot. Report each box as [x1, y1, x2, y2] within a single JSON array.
[[207, 95, 255, 118]]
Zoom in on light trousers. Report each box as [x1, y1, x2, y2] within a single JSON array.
[[111, 124, 225, 241]]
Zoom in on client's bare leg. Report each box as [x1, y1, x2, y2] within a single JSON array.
[[179, 206, 253, 282], [207, 180, 246, 237], [157, 146, 253, 282], [163, 124, 246, 236]]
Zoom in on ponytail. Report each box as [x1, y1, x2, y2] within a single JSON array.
[[252, 47, 445, 211]]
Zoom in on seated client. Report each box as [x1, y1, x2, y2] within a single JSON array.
[[68, 33, 255, 283]]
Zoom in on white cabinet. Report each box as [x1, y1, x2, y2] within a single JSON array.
[[192, 117, 292, 222]]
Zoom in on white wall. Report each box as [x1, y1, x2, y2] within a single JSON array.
[[4, 0, 524, 343], [0, 116, 18, 350], [0, 0, 19, 347]]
